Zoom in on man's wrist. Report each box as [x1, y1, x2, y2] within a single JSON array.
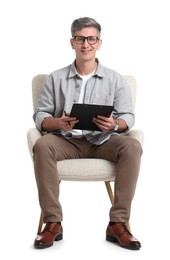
[[113, 119, 119, 131]]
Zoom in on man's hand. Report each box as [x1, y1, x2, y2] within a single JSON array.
[[93, 115, 127, 132], [92, 115, 115, 131], [41, 114, 79, 132], [60, 113, 79, 131]]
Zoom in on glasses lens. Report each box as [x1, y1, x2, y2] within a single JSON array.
[[75, 36, 84, 44], [87, 36, 98, 44]]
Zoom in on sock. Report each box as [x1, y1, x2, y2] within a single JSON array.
[[109, 221, 116, 226]]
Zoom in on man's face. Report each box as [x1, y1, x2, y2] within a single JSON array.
[[70, 27, 102, 62]]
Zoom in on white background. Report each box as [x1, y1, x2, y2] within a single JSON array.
[[0, 0, 170, 259]]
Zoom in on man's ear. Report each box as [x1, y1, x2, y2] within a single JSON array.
[[70, 38, 74, 49], [97, 39, 102, 50]]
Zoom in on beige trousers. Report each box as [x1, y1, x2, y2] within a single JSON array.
[[33, 134, 142, 223]]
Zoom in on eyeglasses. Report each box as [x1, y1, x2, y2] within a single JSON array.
[[72, 35, 99, 45]]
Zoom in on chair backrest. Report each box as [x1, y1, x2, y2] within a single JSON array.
[[32, 74, 137, 111]]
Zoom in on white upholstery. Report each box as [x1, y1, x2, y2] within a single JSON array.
[[27, 74, 144, 182]]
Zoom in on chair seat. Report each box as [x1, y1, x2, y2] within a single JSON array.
[[58, 158, 116, 181]]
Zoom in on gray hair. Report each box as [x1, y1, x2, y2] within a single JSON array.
[[71, 17, 101, 37]]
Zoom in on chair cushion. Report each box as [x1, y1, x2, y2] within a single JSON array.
[[58, 158, 116, 181]]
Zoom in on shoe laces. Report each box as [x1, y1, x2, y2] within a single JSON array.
[[42, 222, 57, 234], [117, 222, 132, 236], [48, 222, 57, 233]]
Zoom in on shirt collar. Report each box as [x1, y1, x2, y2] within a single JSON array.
[[68, 58, 104, 78]]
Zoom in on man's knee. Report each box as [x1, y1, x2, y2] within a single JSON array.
[[126, 137, 143, 156], [33, 135, 53, 154]]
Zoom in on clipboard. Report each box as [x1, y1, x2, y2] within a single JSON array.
[[70, 103, 114, 131]]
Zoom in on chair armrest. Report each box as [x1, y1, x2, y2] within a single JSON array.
[[27, 128, 42, 158], [127, 129, 144, 147]]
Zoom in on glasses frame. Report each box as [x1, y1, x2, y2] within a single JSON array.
[[72, 35, 100, 45]]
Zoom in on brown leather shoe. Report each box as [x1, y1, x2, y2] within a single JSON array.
[[106, 222, 141, 250], [34, 222, 63, 249]]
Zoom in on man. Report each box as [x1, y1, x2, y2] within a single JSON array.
[[33, 17, 142, 250]]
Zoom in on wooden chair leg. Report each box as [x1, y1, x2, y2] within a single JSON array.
[[104, 181, 131, 232], [126, 222, 131, 232], [105, 181, 114, 206], [37, 211, 43, 234]]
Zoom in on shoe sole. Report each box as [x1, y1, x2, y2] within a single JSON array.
[[106, 235, 141, 250], [34, 234, 63, 249], [106, 234, 118, 243]]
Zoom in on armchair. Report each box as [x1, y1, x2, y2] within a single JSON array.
[[27, 74, 144, 233]]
